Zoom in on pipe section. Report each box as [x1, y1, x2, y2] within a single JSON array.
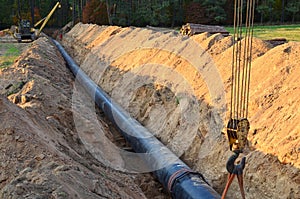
[[53, 39, 221, 199]]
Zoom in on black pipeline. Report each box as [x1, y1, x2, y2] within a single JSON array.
[[53, 39, 221, 199]]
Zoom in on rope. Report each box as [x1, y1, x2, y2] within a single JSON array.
[[224, 1, 255, 197], [225, 0, 255, 197], [246, 0, 256, 118], [229, 0, 255, 121], [230, 0, 237, 119]]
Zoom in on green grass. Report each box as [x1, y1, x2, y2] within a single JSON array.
[[225, 24, 300, 42], [5, 45, 20, 56], [0, 44, 21, 69], [0, 61, 14, 69]]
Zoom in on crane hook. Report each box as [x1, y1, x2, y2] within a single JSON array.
[[222, 151, 246, 199]]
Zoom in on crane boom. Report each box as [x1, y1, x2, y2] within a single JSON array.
[[36, 2, 61, 38], [14, 1, 61, 42]]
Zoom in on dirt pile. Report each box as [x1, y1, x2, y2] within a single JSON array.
[[62, 23, 299, 198], [0, 37, 149, 198]]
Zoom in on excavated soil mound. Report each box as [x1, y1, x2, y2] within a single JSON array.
[[62, 23, 299, 199], [0, 37, 150, 198]]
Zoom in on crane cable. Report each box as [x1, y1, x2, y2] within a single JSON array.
[[222, 0, 255, 199], [227, 0, 255, 153]]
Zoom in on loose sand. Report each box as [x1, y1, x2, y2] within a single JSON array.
[[62, 23, 299, 198]]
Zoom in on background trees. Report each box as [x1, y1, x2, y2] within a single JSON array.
[[0, 0, 73, 29], [201, 0, 227, 24], [257, 0, 276, 24], [286, 1, 300, 23], [99, 0, 184, 27], [92, 0, 300, 26], [0, 0, 299, 30], [82, 0, 108, 24]]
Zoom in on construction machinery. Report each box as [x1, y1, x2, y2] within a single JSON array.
[[14, 1, 61, 42], [14, 19, 35, 42]]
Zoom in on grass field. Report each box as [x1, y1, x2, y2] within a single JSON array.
[[0, 43, 20, 69], [225, 24, 300, 42]]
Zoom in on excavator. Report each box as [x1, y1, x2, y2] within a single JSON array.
[[14, 1, 61, 42]]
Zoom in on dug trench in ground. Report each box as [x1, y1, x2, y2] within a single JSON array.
[[0, 37, 169, 198], [61, 23, 300, 199]]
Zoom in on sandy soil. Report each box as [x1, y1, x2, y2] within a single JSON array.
[[61, 23, 300, 199], [0, 37, 158, 198], [1, 22, 299, 198]]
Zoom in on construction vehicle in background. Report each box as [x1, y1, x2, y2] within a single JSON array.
[[14, 19, 35, 42], [14, 1, 61, 42]]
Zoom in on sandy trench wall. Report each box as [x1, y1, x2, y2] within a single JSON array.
[[0, 38, 147, 199], [62, 23, 300, 198]]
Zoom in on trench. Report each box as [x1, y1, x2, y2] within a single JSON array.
[[53, 39, 221, 199], [2, 25, 300, 198]]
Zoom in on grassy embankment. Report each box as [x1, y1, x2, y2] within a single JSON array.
[[0, 44, 20, 69], [225, 24, 300, 42]]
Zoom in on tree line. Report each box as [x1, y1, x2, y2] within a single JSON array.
[[0, 0, 299, 29], [85, 0, 300, 26]]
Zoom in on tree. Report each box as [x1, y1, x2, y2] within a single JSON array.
[[256, 0, 276, 24], [281, 0, 285, 23], [107, 0, 174, 27], [202, 0, 227, 24], [0, 1, 12, 27], [82, 0, 109, 25], [286, 0, 300, 23], [105, 0, 112, 25]]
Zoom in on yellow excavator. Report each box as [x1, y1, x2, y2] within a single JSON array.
[[14, 1, 61, 42]]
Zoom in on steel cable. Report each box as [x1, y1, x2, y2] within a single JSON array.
[[230, 0, 255, 120]]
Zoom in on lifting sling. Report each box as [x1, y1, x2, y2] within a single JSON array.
[[222, 0, 255, 198]]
